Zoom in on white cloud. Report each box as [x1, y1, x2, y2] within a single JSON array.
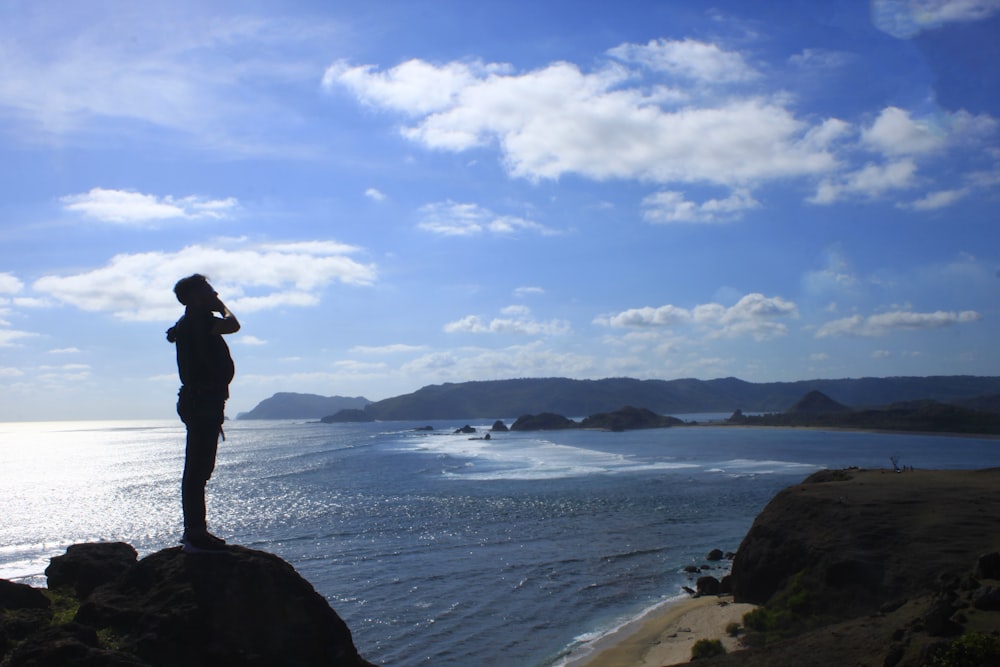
[[236, 335, 267, 346], [444, 307, 570, 336], [0, 273, 24, 294], [417, 201, 555, 236], [351, 343, 427, 354], [598, 304, 692, 328], [903, 188, 970, 210], [513, 286, 545, 298], [61, 188, 237, 224], [323, 58, 510, 115], [872, 0, 1000, 38], [597, 293, 798, 341], [811, 159, 917, 203], [324, 56, 840, 187], [364, 188, 387, 202], [642, 188, 760, 223], [862, 107, 946, 156], [788, 48, 854, 70], [32, 240, 376, 321], [816, 309, 981, 337], [400, 341, 597, 382], [49, 347, 81, 354], [607, 38, 759, 83], [0, 11, 333, 153], [0, 329, 38, 347]]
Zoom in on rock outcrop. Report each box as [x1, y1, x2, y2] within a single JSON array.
[[2, 543, 375, 667], [509, 412, 579, 431], [703, 468, 1000, 666], [579, 405, 683, 431]]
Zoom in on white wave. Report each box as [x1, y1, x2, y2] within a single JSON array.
[[555, 592, 691, 667], [709, 458, 822, 475], [392, 432, 697, 480]]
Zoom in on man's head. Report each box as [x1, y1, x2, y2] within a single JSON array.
[[173, 274, 215, 306]]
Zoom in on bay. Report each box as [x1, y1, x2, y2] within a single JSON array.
[[1, 419, 998, 666]]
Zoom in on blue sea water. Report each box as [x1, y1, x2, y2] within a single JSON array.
[[2, 418, 999, 666]]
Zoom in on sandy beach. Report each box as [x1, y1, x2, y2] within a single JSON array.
[[571, 595, 756, 667]]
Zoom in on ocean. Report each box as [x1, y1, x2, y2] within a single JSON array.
[[2, 418, 999, 666]]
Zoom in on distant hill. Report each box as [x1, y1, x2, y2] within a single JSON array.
[[357, 376, 1000, 421], [237, 393, 371, 420], [786, 390, 850, 415], [744, 394, 1000, 434]]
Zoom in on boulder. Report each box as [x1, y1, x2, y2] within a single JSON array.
[[76, 545, 375, 667], [707, 548, 725, 561], [45, 542, 138, 598], [5, 622, 149, 667], [972, 585, 1000, 611], [454, 425, 476, 434], [0, 579, 53, 661], [0, 579, 50, 611], [491, 420, 509, 432], [696, 576, 721, 596], [977, 552, 1000, 580]]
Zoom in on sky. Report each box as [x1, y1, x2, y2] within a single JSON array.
[[1, 0, 999, 421]]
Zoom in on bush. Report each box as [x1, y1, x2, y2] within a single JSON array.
[[929, 632, 1000, 667], [691, 638, 726, 660], [725, 621, 740, 636]]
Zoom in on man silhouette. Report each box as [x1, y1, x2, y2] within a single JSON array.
[[166, 274, 240, 553]]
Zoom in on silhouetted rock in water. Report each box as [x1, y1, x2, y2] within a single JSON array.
[[454, 424, 476, 434], [2, 543, 374, 667], [321, 408, 375, 423], [491, 420, 509, 432], [579, 405, 683, 431], [510, 412, 579, 431]]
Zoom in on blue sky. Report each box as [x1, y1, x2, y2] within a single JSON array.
[[1, 0, 998, 421]]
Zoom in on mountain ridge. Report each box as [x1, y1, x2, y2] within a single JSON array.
[[238, 376, 1000, 421]]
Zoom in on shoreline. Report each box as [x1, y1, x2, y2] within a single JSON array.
[[565, 595, 756, 667]]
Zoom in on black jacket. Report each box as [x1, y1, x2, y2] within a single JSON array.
[[166, 307, 235, 394]]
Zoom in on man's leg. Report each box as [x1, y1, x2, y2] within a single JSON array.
[[181, 421, 219, 536]]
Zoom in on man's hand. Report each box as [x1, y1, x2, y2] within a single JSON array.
[[212, 301, 241, 335]]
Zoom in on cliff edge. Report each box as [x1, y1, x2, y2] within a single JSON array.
[[702, 468, 1000, 666], [0, 543, 375, 667]]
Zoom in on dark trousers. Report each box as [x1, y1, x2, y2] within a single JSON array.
[[177, 387, 225, 534]]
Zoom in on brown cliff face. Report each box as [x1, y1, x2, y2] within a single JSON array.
[[731, 468, 1000, 612], [699, 468, 1000, 667], [2, 543, 376, 667]]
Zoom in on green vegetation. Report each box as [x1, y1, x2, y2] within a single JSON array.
[[690, 638, 727, 660], [741, 571, 829, 646], [929, 632, 1000, 667], [44, 587, 80, 625]]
